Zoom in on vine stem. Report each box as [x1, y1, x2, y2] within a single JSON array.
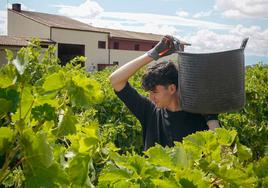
[[58, 90, 68, 109], [0, 145, 20, 184], [19, 83, 25, 120], [23, 99, 35, 120]]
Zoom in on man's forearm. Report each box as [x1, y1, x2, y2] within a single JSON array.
[[109, 53, 153, 91]]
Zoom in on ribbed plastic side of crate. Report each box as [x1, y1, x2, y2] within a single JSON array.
[[177, 49, 245, 114]]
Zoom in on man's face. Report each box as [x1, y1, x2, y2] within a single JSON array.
[[148, 84, 176, 108]]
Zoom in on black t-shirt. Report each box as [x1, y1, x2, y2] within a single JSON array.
[[115, 82, 217, 150]]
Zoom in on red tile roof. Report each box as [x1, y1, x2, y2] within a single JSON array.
[[9, 9, 108, 34], [0, 36, 55, 47], [8, 9, 190, 45]]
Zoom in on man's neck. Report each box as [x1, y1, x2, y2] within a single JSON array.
[[166, 96, 181, 112]]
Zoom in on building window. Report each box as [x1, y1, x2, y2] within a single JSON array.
[[113, 42, 119, 49], [113, 61, 119, 65], [152, 45, 155, 48], [134, 44, 140, 51], [58, 43, 85, 66], [98, 41, 106, 49]]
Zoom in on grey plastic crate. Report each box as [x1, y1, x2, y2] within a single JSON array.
[[177, 38, 248, 114]]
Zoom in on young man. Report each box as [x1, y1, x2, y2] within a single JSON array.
[[109, 35, 219, 150]]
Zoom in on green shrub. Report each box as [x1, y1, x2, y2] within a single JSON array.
[[1, 41, 267, 187], [220, 63, 268, 160]]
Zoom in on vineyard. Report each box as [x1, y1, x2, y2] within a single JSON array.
[[0, 41, 267, 187]]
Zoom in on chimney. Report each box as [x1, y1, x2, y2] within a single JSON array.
[[12, 3, 21, 12]]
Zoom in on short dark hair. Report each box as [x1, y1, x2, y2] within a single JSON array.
[[142, 61, 178, 91]]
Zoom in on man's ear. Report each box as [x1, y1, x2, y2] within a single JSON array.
[[168, 84, 177, 94]]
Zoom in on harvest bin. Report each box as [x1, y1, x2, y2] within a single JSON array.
[[177, 38, 249, 114]]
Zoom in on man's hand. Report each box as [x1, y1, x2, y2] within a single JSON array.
[[147, 35, 182, 60], [207, 120, 220, 131]]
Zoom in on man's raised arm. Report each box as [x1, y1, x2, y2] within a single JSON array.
[[109, 35, 180, 92], [109, 54, 153, 92]]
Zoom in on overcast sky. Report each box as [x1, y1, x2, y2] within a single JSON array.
[[0, 0, 267, 65]]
